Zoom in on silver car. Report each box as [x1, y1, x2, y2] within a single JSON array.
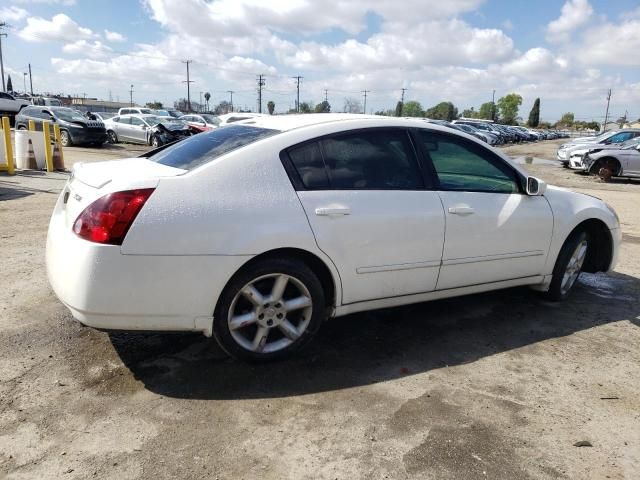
[[557, 129, 640, 164], [582, 137, 640, 179]]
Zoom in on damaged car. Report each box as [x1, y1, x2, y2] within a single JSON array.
[[104, 114, 196, 147], [582, 137, 640, 181]]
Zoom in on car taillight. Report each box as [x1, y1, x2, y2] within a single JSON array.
[[73, 188, 155, 245]]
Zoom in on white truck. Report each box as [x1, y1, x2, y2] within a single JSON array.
[[0, 92, 30, 116]]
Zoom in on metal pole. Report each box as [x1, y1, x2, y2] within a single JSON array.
[[362, 90, 369, 114], [182, 60, 193, 112], [603, 89, 611, 132], [292, 76, 303, 112], [400, 87, 406, 116], [0, 27, 7, 92], [227, 90, 234, 112], [130, 84, 134, 106], [28, 63, 33, 97]]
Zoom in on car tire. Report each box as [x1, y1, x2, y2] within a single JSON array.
[[59, 130, 72, 147], [213, 258, 326, 362], [151, 135, 161, 148], [17, 125, 27, 130], [543, 230, 589, 302], [107, 131, 118, 144]]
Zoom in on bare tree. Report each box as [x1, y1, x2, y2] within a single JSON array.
[[343, 97, 362, 114]]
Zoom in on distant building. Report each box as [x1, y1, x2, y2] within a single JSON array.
[[600, 121, 620, 132], [624, 121, 640, 129], [70, 97, 135, 113]]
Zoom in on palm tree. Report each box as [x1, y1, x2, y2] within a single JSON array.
[[204, 92, 211, 112]]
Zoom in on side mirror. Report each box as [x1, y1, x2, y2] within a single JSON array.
[[526, 176, 547, 196]]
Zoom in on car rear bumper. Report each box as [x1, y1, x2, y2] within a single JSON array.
[[46, 191, 251, 335]]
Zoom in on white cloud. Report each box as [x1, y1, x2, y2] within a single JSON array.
[[546, 0, 593, 43], [104, 30, 127, 43], [63, 40, 113, 58], [0, 6, 29, 22], [18, 13, 96, 43], [578, 18, 640, 67]]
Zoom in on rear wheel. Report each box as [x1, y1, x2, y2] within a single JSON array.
[[543, 230, 589, 301], [213, 258, 325, 362], [107, 130, 118, 144]]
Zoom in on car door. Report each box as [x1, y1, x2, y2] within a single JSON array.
[[622, 146, 640, 175], [114, 116, 134, 141], [128, 117, 148, 144], [414, 129, 554, 290], [286, 128, 446, 305]]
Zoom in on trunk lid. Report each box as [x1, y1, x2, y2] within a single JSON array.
[[62, 158, 185, 229]]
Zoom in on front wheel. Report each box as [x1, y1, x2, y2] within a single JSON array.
[[543, 230, 589, 301], [107, 130, 118, 144], [151, 135, 162, 148], [213, 258, 326, 362], [59, 129, 72, 147]]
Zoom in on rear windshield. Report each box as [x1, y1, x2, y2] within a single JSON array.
[[149, 125, 280, 170]]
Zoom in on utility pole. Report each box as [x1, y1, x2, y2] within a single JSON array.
[[492, 89, 496, 121], [129, 85, 134, 106], [292, 76, 303, 112], [227, 90, 234, 112], [182, 60, 193, 112], [400, 87, 407, 115], [199, 91, 203, 112], [324, 89, 328, 102], [362, 90, 369, 114], [28, 63, 33, 97], [603, 89, 612, 132], [0, 23, 8, 92], [257, 74, 265, 113]]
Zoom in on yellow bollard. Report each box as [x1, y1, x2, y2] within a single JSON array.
[[53, 124, 65, 170], [1, 117, 15, 175], [42, 121, 54, 172], [28, 120, 35, 131]]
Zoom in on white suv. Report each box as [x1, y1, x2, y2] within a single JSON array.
[[0, 92, 30, 115], [118, 107, 154, 116]]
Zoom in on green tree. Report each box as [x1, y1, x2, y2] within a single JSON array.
[[402, 100, 423, 117], [527, 98, 540, 127], [559, 112, 575, 126], [267, 100, 275, 115], [146, 101, 163, 109], [496, 93, 523, 125], [395, 101, 403, 117], [299, 102, 313, 113], [461, 107, 479, 118], [6, 75, 13, 92], [478, 102, 496, 120], [424, 101, 458, 121], [314, 100, 331, 113]]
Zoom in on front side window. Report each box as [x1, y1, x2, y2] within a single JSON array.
[[320, 129, 423, 189], [418, 130, 520, 193]]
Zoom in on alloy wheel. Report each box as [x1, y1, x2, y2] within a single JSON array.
[[560, 239, 588, 295], [227, 273, 313, 354]]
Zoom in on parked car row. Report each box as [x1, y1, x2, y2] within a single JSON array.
[[559, 135, 640, 181], [426, 118, 568, 146], [557, 129, 640, 168]]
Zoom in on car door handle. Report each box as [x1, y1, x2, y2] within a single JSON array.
[[315, 206, 351, 216], [448, 205, 475, 215]]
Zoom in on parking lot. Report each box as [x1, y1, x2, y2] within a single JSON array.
[[1, 139, 639, 479]]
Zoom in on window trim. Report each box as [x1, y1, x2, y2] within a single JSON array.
[[412, 127, 526, 194], [281, 127, 428, 192]]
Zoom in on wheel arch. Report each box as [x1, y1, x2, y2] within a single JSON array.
[[568, 218, 613, 273], [589, 156, 621, 175], [215, 247, 339, 315]]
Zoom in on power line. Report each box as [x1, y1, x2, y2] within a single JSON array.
[[292, 76, 303, 112], [257, 74, 265, 113], [182, 59, 194, 112]]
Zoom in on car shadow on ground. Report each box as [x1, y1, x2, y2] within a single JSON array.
[[110, 271, 640, 400], [0, 183, 34, 200]]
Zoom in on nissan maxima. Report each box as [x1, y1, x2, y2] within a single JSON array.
[[47, 114, 621, 361]]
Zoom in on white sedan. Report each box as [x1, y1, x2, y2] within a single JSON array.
[[47, 114, 621, 361]]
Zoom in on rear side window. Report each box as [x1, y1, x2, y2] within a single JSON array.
[[150, 125, 280, 171], [320, 130, 423, 189], [288, 142, 330, 189]]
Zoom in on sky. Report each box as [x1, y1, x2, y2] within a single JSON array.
[[1, 0, 639, 121]]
